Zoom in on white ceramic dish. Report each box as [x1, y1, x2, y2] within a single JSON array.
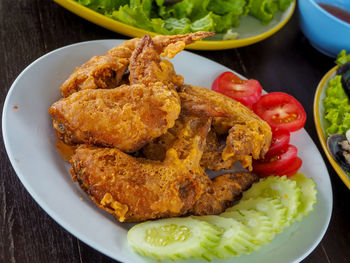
[[2, 40, 332, 263]]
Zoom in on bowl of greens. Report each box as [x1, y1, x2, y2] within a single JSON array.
[[54, 0, 295, 50], [314, 50, 350, 189]]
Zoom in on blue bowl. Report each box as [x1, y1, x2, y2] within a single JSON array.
[[298, 0, 350, 58]]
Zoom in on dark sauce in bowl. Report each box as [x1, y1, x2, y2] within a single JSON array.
[[318, 3, 350, 24]]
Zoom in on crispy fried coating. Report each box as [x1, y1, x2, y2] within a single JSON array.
[[60, 32, 214, 97], [70, 117, 258, 222], [51, 34, 200, 152], [142, 118, 236, 171], [51, 32, 265, 224], [129, 35, 184, 87], [151, 31, 214, 59], [192, 172, 259, 215], [178, 85, 272, 170], [70, 117, 211, 222], [199, 130, 236, 171], [49, 82, 180, 152], [50, 33, 215, 152], [60, 38, 139, 97]]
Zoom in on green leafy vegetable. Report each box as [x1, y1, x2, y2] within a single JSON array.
[[324, 76, 350, 136], [76, 0, 129, 13], [249, 0, 292, 24], [74, 0, 293, 36], [336, 49, 350, 66], [207, 0, 246, 16]]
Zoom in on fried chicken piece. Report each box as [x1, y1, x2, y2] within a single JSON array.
[[142, 119, 236, 171], [70, 116, 258, 222], [178, 85, 272, 171], [60, 32, 214, 97], [51, 34, 197, 152], [192, 172, 259, 215], [151, 31, 214, 59], [50, 33, 216, 152], [129, 35, 184, 87], [199, 129, 236, 171], [60, 38, 139, 97], [49, 82, 180, 152], [141, 120, 180, 161]]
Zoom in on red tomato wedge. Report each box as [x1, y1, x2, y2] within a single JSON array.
[[212, 71, 262, 107], [252, 92, 306, 132], [265, 131, 290, 158], [253, 144, 298, 176]]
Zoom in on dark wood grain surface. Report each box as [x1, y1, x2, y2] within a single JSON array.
[[1, 1, 349, 262]]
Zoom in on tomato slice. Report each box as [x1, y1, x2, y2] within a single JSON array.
[[278, 157, 303, 177], [212, 71, 262, 107], [252, 92, 306, 132], [253, 144, 298, 176], [265, 131, 290, 158]]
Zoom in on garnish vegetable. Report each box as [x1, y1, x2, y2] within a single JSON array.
[[323, 75, 350, 136], [252, 92, 307, 133], [128, 174, 317, 261], [211, 72, 306, 177], [252, 144, 299, 177], [74, 0, 293, 36], [212, 71, 262, 107]]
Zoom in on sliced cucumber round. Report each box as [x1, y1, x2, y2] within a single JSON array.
[[290, 173, 318, 221], [127, 217, 221, 261], [226, 197, 287, 233], [242, 176, 301, 227], [221, 209, 274, 246], [195, 215, 259, 259]]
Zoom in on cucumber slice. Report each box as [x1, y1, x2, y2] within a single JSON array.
[[221, 209, 275, 246], [290, 173, 318, 221], [127, 217, 221, 261], [226, 197, 287, 233], [195, 215, 259, 259], [242, 176, 301, 227]]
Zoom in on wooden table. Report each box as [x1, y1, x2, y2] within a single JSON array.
[[0, 1, 349, 262]]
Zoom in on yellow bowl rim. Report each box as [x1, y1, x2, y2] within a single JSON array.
[[313, 65, 350, 189], [53, 0, 296, 50]]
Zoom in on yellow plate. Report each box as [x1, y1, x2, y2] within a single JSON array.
[[314, 66, 350, 189], [54, 0, 295, 50]]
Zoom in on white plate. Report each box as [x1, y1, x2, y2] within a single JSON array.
[[2, 40, 332, 263]]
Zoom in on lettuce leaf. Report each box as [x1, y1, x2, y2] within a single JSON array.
[[207, 0, 246, 16], [111, 1, 154, 31], [75, 0, 293, 35], [164, 17, 191, 34], [336, 50, 350, 66], [279, 0, 293, 11], [249, 0, 292, 24], [76, 0, 129, 14], [324, 76, 350, 136]]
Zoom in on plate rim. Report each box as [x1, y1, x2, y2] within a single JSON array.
[[2, 39, 332, 263], [53, 0, 296, 50], [313, 65, 350, 189]]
